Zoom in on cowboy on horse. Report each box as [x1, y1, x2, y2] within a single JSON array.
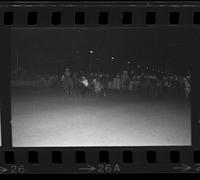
[[61, 68, 74, 95]]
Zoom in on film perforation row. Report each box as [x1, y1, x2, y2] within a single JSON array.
[[2, 150, 200, 165], [1, 11, 200, 25]]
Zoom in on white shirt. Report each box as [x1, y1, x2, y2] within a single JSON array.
[[81, 79, 89, 87]]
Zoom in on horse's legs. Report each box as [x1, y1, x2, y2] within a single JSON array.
[[64, 86, 68, 94], [70, 82, 74, 95], [65, 83, 69, 95]]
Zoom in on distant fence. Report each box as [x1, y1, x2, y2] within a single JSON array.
[[11, 80, 59, 87]]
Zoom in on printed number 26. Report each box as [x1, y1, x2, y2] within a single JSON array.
[[10, 165, 25, 174]]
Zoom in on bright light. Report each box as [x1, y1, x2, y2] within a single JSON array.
[[128, 61, 130, 64], [89, 50, 94, 54], [111, 57, 115, 60]]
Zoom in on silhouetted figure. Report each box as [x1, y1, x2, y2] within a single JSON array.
[[61, 68, 74, 95], [80, 76, 89, 97]]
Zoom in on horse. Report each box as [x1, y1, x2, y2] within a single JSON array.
[[61, 70, 74, 95]]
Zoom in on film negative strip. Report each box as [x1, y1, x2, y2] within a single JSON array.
[[0, 1, 200, 174]]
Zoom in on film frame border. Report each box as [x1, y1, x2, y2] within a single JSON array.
[[0, 1, 200, 174]]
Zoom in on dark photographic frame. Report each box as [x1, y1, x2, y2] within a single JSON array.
[[0, 1, 200, 174]]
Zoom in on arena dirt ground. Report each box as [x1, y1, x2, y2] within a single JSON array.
[[8, 87, 191, 147]]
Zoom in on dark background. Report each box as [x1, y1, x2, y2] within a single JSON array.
[[11, 27, 193, 75]]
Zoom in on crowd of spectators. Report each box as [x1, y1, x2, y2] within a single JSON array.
[[11, 67, 191, 100]]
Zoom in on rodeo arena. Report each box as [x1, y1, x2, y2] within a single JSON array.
[[11, 66, 191, 101], [11, 64, 191, 147]]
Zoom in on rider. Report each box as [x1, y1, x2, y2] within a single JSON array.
[[61, 68, 73, 95]]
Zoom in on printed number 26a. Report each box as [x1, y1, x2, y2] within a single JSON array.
[[97, 164, 120, 173]]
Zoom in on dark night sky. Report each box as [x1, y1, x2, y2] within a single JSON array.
[[11, 27, 197, 74]]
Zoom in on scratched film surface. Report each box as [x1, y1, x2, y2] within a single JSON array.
[[11, 27, 191, 147]]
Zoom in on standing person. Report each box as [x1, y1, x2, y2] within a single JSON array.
[[155, 78, 162, 97], [49, 74, 57, 87], [129, 71, 134, 91], [183, 77, 191, 101], [140, 73, 145, 95], [179, 76, 185, 98], [163, 77, 169, 96], [113, 74, 117, 90], [149, 78, 154, 96], [135, 74, 141, 94], [146, 76, 151, 96], [108, 74, 113, 90], [173, 75, 179, 96], [88, 73, 94, 91], [72, 72, 79, 90], [116, 73, 121, 90], [98, 73, 104, 86], [80, 76, 89, 96], [104, 74, 109, 90], [129, 76, 134, 91], [92, 78, 106, 97], [151, 75, 157, 97], [61, 68, 74, 95], [122, 70, 130, 90]]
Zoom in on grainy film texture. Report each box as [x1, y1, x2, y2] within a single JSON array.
[[10, 27, 191, 147]]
